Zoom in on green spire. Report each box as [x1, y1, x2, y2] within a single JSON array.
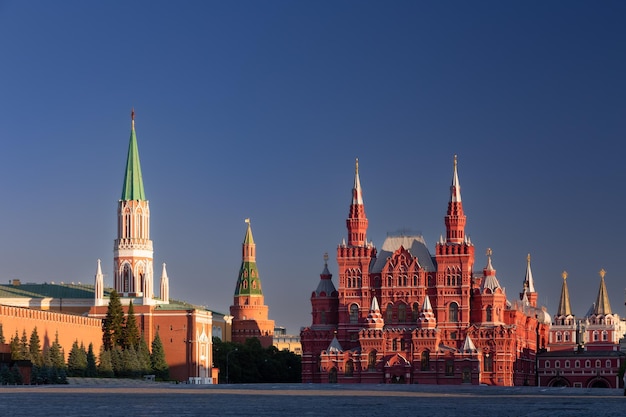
[[234, 219, 263, 297], [121, 109, 146, 201]]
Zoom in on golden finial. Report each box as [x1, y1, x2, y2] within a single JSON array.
[[562, 271, 568, 280], [486, 248, 492, 257], [244, 218, 250, 224], [355, 158, 359, 174], [131, 108, 135, 129], [527, 253, 531, 263], [454, 154, 458, 167], [323, 252, 329, 265], [599, 268, 606, 279]]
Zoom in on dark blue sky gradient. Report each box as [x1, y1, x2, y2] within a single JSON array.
[[0, 1, 624, 333]]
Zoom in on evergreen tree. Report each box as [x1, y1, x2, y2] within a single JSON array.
[[120, 345, 142, 378], [19, 330, 30, 361], [150, 332, 169, 380], [0, 322, 5, 344], [122, 301, 140, 349], [97, 346, 114, 378], [45, 333, 66, 369], [11, 363, 22, 384], [67, 340, 87, 377], [0, 364, 12, 384], [86, 343, 98, 377], [137, 335, 152, 375], [29, 327, 43, 367], [10, 330, 20, 360], [102, 290, 125, 350]]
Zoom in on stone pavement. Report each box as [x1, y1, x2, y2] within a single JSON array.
[[1, 382, 624, 416]]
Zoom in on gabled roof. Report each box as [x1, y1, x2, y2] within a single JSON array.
[[371, 235, 436, 273], [327, 335, 343, 352]]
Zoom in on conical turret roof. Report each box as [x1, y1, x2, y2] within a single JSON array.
[[121, 109, 146, 201], [593, 269, 612, 315], [556, 271, 572, 317]]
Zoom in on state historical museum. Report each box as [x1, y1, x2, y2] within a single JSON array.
[[301, 157, 551, 385]]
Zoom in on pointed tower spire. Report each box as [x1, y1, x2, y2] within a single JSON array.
[[121, 108, 146, 201], [346, 158, 368, 246], [556, 271, 572, 317], [593, 269, 612, 315], [231, 219, 275, 347], [444, 155, 467, 244], [160, 263, 169, 304], [94, 259, 104, 306], [520, 253, 538, 307], [481, 248, 502, 292], [114, 110, 154, 303]]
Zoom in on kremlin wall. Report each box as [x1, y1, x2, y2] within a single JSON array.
[[1, 112, 624, 387]]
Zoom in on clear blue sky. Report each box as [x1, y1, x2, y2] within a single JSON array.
[[0, 1, 624, 334]]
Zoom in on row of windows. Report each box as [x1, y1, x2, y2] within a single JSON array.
[[545, 359, 613, 369], [348, 302, 460, 323]]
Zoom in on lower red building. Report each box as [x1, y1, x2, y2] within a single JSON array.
[[301, 158, 550, 385]]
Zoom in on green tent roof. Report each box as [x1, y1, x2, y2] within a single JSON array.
[[121, 119, 146, 201]]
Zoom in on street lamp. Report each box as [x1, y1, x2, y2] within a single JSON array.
[[226, 348, 238, 384]]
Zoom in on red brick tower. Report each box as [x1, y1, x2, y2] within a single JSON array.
[[230, 219, 274, 348], [433, 155, 475, 343], [336, 159, 377, 348]]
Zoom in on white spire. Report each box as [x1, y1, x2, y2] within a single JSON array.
[[462, 334, 477, 353], [422, 295, 433, 311], [327, 334, 343, 352], [352, 158, 364, 205], [524, 253, 535, 293], [160, 262, 170, 304], [450, 154, 461, 203], [94, 259, 104, 306], [370, 296, 380, 312]]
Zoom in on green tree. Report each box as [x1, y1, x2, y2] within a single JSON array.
[[19, 329, 30, 361], [137, 335, 152, 375], [150, 332, 168, 380], [67, 340, 87, 377], [86, 343, 98, 377], [102, 290, 125, 350], [122, 301, 140, 349], [97, 346, 114, 378], [44, 333, 66, 369], [10, 330, 20, 360], [0, 322, 5, 344], [29, 327, 43, 367]]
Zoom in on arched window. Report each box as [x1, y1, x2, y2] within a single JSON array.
[[484, 355, 493, 372], [449, 302, 459, 323], [564, 332, 570, 342], [368, 350, 377, 370], [387, 276, 392, 287], [606, 360, 611, 368], [585, 360, 591, 368], [386, 303, 393, 323], [349, 304, 359, 324], [320, 310, 326, 325], [595, 360, 601, 368], [412, 302, 420, 322], [122, 264, 132, 293], [421, 351, 430, 371], [400, 338, 406, 351], [398, 304, 406, 323], [413, 275, 418, 286], [486, 306, 493, 322], [602, 331, 608, 341], [593, 331, 599, 341], [575, 360, 580, 368], [555, 360, 560, 368], [345, 360, 354, 377], [565, 360, 570, 368], [392, 339, 398, 351], [556, 332, 562, 342]]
